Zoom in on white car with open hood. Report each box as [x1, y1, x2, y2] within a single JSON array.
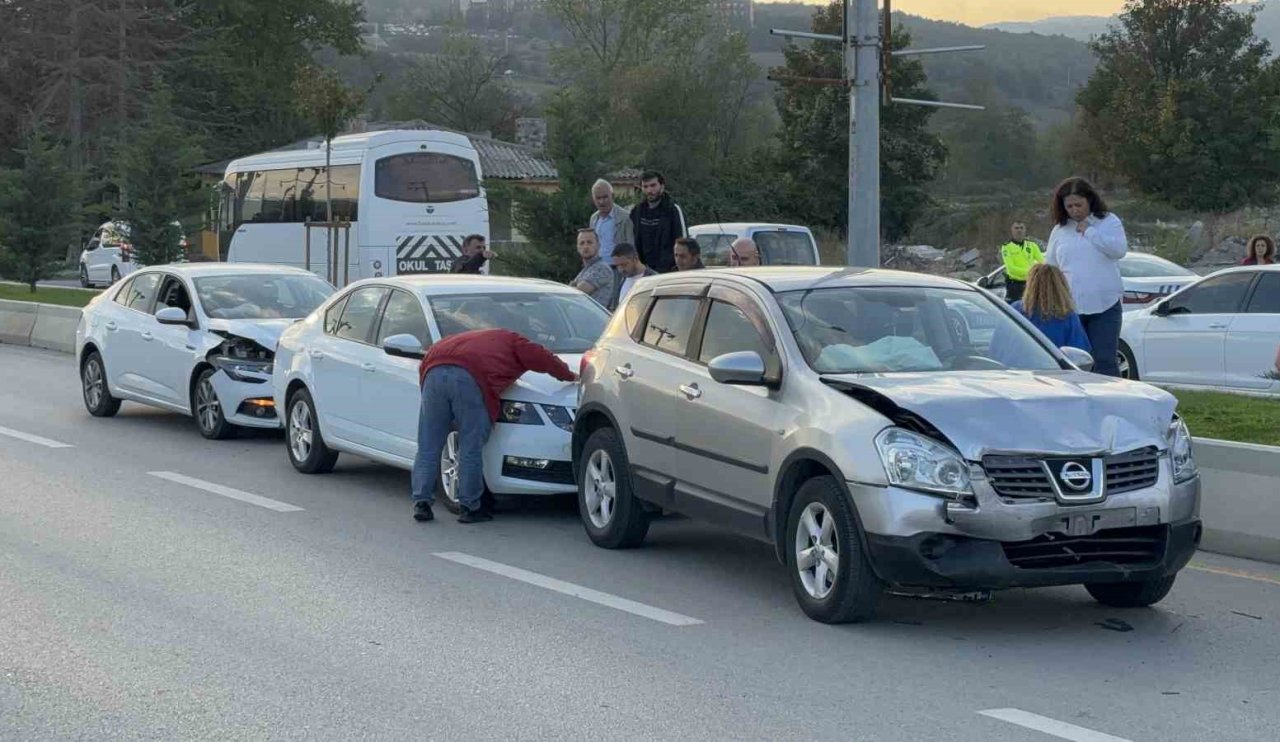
[[75, 264, 335, 437], [272, 275, 609, 512], [574, 267, 1202, 623]]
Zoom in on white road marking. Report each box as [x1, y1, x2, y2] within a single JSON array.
[[148, 471, 304, 513], [433, 551, 704, 627], [978, 709, 1131, 742], [0, 424, 74, 449]]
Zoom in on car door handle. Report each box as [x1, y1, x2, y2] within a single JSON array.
[[615, 364, 634, 380], [1209, 323, 1230, 329], [361, 363, 376, 373], [105, 321, 118, 332], [141, 331, 153, 342], [679, 383, 702, 400], [309, 350, 325, 360]]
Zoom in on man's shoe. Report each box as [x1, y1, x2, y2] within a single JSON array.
[[457, 506, 493, 524], [413, 501, 435, 522]]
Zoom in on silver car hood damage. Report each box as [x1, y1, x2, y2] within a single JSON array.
[[825, 370, 1177, 460], [502, 353, 582, 407], [205, 318, 296, 351]]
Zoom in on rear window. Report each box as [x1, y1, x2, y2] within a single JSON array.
[[375, 153, 480, 204], [754, 231, 817, 265]]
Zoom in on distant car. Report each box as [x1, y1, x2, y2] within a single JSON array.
[[79, 220, 189, 288], [272, 275, 611, 512], [687, 223, 821, 266], [1119, 264, 1280, 393], [976, 252, 1198, 312], [75, 264, 335, 438], [575, 267, 1200, 623]]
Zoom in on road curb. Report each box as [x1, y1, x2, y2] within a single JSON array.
[[30, 303, 81, 354], [0, 298, 38, 346]]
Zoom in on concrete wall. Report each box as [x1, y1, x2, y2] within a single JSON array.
[[2, 297, 1278, 564]]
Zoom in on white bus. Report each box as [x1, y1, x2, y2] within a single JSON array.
[[220, 130, 489, 282]]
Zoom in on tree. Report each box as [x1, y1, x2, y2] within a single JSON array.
[[295, 66, 366, 223], [1079, 0, 1280, 214], [772, 2, 947, 242], [0, 129, 82, 291], [114, 86, 208, 266], [386, 31, 522, 137]]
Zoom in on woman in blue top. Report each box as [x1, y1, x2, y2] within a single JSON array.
[[1013, 263, 1091, 353]]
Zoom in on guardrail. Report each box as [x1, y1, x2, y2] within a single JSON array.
[[2, 298, 1278, 565]]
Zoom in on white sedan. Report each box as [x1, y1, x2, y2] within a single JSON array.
[[1120, 265, 1280, 394], [977, 252, 1199, 311], [272, 275, 610, 511], [76, 264, 336, 436]]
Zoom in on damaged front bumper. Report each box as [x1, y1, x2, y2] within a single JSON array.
[[849, 460, 1201, 590], [208, 369, 281, 430]]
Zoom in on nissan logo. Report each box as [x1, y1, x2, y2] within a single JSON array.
[[1060, 461, 1093, 492]]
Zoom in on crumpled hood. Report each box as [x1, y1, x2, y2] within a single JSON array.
[[826, 370, 1176, 460], [205, 318, 296, 351], [503, 353, 581, 407]]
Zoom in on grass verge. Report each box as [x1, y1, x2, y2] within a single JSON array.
[[1171, 390, 1280, 447], [0, 283, 100, 308]]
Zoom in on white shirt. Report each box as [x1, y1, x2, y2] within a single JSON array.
[[618, 275, 639, 303], [1046, 212, 1128, 315]]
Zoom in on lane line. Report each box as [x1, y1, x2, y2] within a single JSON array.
[[148, 471, 304, 513], [433, 551, 704, 627], [978, 709, 1131, 742], [1188, 562, 1280, 588], [0, 424, 74, 449]]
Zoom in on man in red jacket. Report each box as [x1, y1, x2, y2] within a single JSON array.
[[412, 328, 578, 523]]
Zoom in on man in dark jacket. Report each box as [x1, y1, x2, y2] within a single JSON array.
[[412, 329, 577, 523], [629, 170, 686, 273], [451, 234, 494, 274]]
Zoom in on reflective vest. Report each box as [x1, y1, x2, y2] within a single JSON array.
[[1001, 240, 1045, 281]]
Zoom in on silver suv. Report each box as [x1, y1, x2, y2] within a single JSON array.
[[572, 267, 1202, 623]]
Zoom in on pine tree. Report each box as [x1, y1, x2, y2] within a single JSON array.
[[0, 129, 83, 291]]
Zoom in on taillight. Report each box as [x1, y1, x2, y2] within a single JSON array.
[[1123, 291, 1158, 304], [119, 243, 132, 263]]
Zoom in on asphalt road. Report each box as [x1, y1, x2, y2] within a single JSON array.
[[2, 343, 1279, 741]]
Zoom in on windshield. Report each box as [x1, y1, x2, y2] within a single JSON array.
[[1119, 254, 1196, 278], [754, 231, 817, 265], [195, 274, 335, 320], [429, 292, 610, 353], [778, 286, 1062, 374], [696, 234, 737, 266]]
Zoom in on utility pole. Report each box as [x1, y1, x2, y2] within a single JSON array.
[[770, 0, 984, 268]]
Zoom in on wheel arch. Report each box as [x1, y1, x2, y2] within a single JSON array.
[[572, 402, 622, 483], [770, 449, 873, 565], [188, 362, 216, 415]]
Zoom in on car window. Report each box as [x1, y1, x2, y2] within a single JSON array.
[[194, 274, 334, 320], [156, 276, 193, 318], [1167, 272, 1255, 315], [376, 289, 431, 347], [122, 273, 161, 313], [324, 295, 349, 335], [428, 292, 608, 353], [696, 234, 737, 267], [375, 153, 479, 204], [624, 290, 652, 335], [334, 287, 389, 343], [1245, 272, 1280, 313], [698, 300, 771, 364], [754, 231, 817, 266], [113, 277, 135, 306], [641, 297, 701, 356]]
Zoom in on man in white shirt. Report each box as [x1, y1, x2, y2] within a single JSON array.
[[606, 242, 657, 312]]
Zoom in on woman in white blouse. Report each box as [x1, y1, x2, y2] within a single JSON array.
[[1045, 177, 1127, 376]]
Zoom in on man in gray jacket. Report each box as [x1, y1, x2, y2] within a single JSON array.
[[588, 179, 634, 262]]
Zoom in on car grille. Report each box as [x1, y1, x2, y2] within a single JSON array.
[[501, 459, 575, 485], [1002, 525, 1167, 569], [983, 447, 1160, 499]]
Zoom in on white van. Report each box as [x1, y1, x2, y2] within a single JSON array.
[[687, 223, 822, 267], [220, 130, 489, 285], [79, 221, 189, 287]]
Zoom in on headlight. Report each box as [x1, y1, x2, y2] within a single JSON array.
[[498, 400, 543, 425], [211, 356, 273, 383], [541, 404, 575, 433], [1167, 416, 1198, 483], [875, 428, 972, 497]]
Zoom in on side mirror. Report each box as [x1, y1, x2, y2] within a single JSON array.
[[155, 306, 191, 326], [976, 276, 990, 288], [85, 239, 100, 252], [1152, 301, 1171, 317], [708, 351, 768, 386], [1060, 346, 1095, 372], [383, 333, 425, 360]]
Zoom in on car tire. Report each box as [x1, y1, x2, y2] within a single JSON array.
[[578, 427, 650, 549], [110, 266, 121, 284], [433, 429, 495, 515], [1118, 342, 1139, 381], [81, 351, 121, 418], [1085, 575, 1177, 608], [193, 368, 237, 440], [286, 387, 338, 474], [79, 264, 90, 288], [786, 476, 882, 624]]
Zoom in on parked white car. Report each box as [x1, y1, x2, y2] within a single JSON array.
[[977, 252, 1198, 312], [76, 264, 335, 437], [688, 223, 821, 266], [79, 220, 189, 288], [272, 275, 610, 511], [1119, 265, 1280, 393]]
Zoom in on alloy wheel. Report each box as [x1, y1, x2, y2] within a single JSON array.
[[440, 431, 461, 507], [795, 502, 839, 600], [289, 399, 313, 462], [584, 448, 617, 529], [83, 358, 104, 409], [195, 377, 221, 433], [1117, 352, 1131, 379]]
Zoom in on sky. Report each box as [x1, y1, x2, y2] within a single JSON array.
[[787, 1, 1127, 26]]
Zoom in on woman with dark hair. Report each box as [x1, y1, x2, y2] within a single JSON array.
[[1242, 235, 1276, 265], [1045, 177, 1127, 376]]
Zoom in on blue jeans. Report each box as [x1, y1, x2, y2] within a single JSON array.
[[411, 365, 493, 510], [1080, 301, 1123, 377]]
